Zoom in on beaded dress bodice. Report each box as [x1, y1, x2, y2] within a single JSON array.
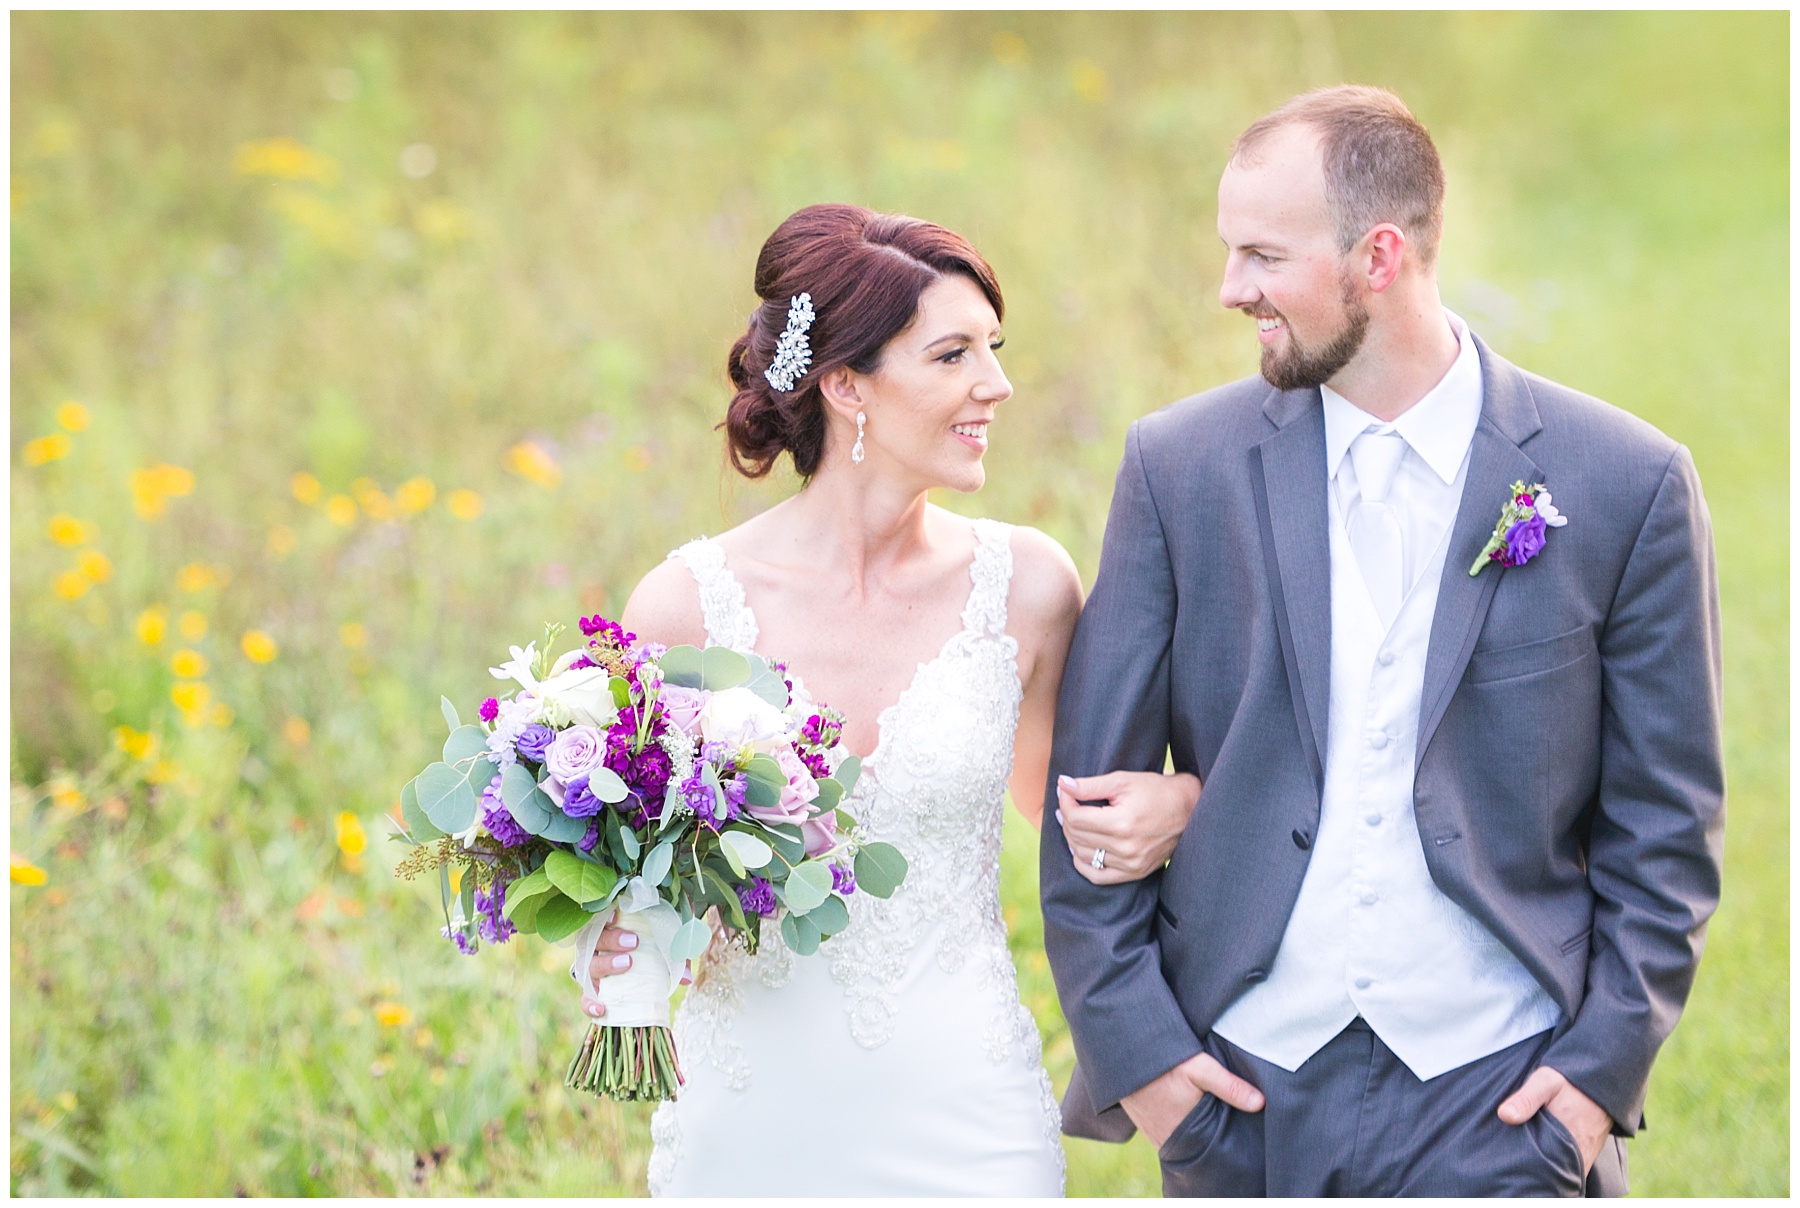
[[648, 518, 1064, 1192]]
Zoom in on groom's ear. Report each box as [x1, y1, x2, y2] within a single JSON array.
[[1362, 223, 1408, 293]]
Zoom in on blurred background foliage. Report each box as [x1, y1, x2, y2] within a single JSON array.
[[9, 10, 1786, 1196]]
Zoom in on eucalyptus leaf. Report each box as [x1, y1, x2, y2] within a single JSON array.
[[533, 892, 591, 943], [744, 664, 790, 707], [854, 841, 909, 899], [765, 823, 807, 867], [834, 755, 862, 798], [659, 644, 704, 688], [641, 841, 675, 888], [699, 646, 751, 690], [717, 835, 747, 878], [813, 778, 844, 812], [783, 860, 835, 914], [744, 755, 785, 788], [701, 865, 750, 933], [541, 810, 591, 844], [670, 916, 713, 964], [587, 766, 630, 804], [440, 696, 461, 734], [719, 830, 773, 870], [400, 777, 444, 841], [780, 911, 822, 957], [801, 891, 850, 936], [545, 850, 619, 905], [417, 761, 478, 834], [502, 763, 557, 835], [619, 827, 640, 861], [443, 724, 490, 767]]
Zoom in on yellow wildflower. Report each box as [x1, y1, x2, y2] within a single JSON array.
[[209, 701, 235, 728], [171, 649, 209, 678], [10, 854, 47, 886], [282, 716, 312, 746], [394, 476, 435, 515], [415, 198, 468, 243], [54, 571, 90, 600], [176, 563, 216, 593], [991, 31, 1028, 64], [178, 610, 207, 640], [49, 777, 84, 812], [171, 680, 212, 714], [1071, 60, 1108, 103], [268, 525, 297, 556], [241, 630, 279, 663], [414, 1028, 435, 1049], [114, 726, 157, 761], [233, 137, 340, 185], [135, 607, 168, 645], [56, 402, 90, 432], [46, 514, 89, 546], [373, 1002, 412, 1028], [339, 621, 367, 649], [357, 486, 393, 522], [448, 866, 464, 894], [78, 550, 112, 583], [336, 811, 367, 856], [505, 441, 562, 488], [130, 463, 196, 518], [146, 760, 181, 784], [291, 471, 322, 505], [446, 489, 483, 520], [23, 434, 72, 466], [325, 495, 357, 526]]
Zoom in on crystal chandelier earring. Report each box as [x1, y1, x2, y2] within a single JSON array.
[[851, 411, 866, 465]]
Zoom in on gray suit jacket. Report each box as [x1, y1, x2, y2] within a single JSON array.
[[1040, 336, 1724, 1141]]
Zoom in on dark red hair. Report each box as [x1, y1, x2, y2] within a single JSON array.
[[724, 204, 1004, 479]]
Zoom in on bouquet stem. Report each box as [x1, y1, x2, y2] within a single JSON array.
[[564, 1024, 685, 1101]]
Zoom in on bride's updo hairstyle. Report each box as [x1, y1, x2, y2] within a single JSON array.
[[725, 203, 1004, 480]]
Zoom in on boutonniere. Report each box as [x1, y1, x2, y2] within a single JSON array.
[[1469, 481, 1568, 576]]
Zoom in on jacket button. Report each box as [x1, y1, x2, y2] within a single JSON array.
[[1244, 969, 1267, 984], [1291, 829, 1311, 850]]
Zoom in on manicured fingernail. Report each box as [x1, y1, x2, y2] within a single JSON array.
[[1055, 810, 1065, 826], [1058, 775, 1076, 789], [585, 1003, 600, 1017], [612, 954, 632, 970], [619, 932, 638, 949]]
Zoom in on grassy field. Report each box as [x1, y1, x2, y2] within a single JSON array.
[[10, 12, 1786, 1196]]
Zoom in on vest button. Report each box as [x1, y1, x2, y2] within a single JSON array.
[[1354, 976, 1374, 990], [1369, 731, 1389, 749], [1378, 650, 1396, 667], [1291, 828, 1311, 850], [1244, 969, 1267, 984]]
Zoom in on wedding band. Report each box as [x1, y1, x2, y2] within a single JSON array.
[[1092, 848, 1107, 870]]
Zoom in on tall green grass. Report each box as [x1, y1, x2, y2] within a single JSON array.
[[11, 12, 1785, 1195]]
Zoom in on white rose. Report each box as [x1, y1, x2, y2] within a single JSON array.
[[699, 686, 791, 751], [535, 665, 620, 730]]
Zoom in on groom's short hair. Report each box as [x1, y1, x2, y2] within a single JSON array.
[[1233, 85, 1446, 268]]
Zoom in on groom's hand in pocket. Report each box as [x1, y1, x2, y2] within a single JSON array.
[[1497, 1065, 1613, 1173], [1056, 771, 1202, 884], [1121, 1050, 1265, 1148]]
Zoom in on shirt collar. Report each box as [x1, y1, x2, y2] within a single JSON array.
[[1322, 308, 1484, 485]]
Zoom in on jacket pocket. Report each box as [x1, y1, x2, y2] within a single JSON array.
[[1467, 624, 1596, 685]]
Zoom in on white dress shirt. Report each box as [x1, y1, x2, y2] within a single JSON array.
[[1212, 310, 1563, 1080]]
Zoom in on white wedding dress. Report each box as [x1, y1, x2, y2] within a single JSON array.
[[646, 517, 1065, 1196]]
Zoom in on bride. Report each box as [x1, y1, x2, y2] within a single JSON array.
[[580, 204, 1200, 1195]]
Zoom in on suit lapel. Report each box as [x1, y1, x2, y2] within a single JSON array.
[[1251, 387, 1332, 791], [1415, 338, 1544, 769]]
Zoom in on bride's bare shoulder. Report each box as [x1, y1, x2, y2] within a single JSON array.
[[620, 548, 710, 650], [1003, 524, 1084, 636]]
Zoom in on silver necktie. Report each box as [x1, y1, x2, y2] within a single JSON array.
[[1346, 430, 1408, 628]]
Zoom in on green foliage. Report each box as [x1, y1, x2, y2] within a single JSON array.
[[10, 10, 1785, 1196]]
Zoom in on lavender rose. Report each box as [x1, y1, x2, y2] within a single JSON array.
[[1500, 512, 1548, 568], [546, 724, 607, 782]]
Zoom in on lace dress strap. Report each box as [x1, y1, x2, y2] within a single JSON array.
[[961, 518, 1015, 640], [669, 537, 759, 653]]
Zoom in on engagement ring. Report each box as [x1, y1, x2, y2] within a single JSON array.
[[1092, 848, 1107, 870]]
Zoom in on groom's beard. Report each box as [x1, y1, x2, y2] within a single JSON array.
[[1256, 276, 1371, 392]]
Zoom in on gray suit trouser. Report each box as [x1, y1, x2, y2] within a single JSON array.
[[1160, 1020, 1628, 1197]]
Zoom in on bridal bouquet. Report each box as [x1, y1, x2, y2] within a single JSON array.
[[392, 615, 906, 1102]]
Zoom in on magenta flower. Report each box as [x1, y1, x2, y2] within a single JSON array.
[[479, 697, 500, 723]]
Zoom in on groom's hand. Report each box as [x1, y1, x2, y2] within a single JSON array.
[[1120, 1050, 1265, 1149], [1497, 1065, 1612, 1173]]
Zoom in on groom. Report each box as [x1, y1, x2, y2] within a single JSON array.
[[1041, 86, 1723, 1196]]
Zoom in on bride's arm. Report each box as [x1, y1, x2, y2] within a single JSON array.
[[1005, 529, 1085, 831]]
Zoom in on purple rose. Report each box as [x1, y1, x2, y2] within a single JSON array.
[[1500, 512, 1548, 568], [480, 697, 500, 723], [546, 725, 607, 782], [561, 774, 604, 818], [515, 724, 555, 763]]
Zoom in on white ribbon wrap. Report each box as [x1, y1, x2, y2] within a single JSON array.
[[569, 901, 683, 1029]]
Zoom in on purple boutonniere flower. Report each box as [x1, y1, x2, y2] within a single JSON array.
[[1470, 481, 1568, 576]]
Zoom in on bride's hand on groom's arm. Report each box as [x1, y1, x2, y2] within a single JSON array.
[[1121, 1050, 1265, 1148], [1055, 771, 1202, 884]]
